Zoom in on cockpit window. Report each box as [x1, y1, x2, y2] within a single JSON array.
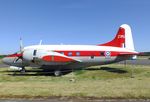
[[33, 50, 37, 56], [60, 52, 64, 55]]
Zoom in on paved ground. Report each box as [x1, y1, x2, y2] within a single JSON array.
[[119, 59, 150, 65], [0, 63, 9, 68], [0, 99, 150, 102]]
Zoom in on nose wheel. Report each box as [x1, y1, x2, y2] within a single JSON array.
[[12, 67, 26, 76], [20, 67, 26, 73]]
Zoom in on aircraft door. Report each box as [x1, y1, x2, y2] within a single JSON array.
[[32, 49, 42, 64]]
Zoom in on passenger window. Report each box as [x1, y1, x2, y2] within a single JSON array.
[[33, 50, 37, 56], [60, 52, 64, 55], [68, 52, 72, 56], [76, 52, 80, 56]]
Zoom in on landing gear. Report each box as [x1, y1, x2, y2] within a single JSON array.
[[12, 66, 26, 75], [20, 67, 26, 73], [54, 70, 62, 76]]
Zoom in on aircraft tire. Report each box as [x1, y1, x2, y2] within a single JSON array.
[[54, 70, 62, 76]]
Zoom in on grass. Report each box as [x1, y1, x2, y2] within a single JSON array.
[[0, 64, 149, 99]]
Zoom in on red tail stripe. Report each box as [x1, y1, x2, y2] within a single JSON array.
[[99, 27, 125, 47]]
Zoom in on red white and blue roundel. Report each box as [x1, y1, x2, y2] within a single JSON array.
[[105, 51, 111, 58]]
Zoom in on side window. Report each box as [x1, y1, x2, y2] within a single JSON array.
[[60, 52, 64, 55], [76, 52, 80, 56], [33, 50, 37, 56], [68, 52, 72, 56]]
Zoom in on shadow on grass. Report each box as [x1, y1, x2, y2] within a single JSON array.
[[7, 69, 72, 76], [86, 67, 128, 74], [100, 67, 128, 73], [5, 66, 128, 76]]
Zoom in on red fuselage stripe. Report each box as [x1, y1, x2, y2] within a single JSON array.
[[55, 51, 134, 57], [42, 56, 74, 62]]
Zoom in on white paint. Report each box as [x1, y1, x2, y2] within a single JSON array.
[[121, 24, 135, 51], [24, 45, 137, 53], [10, 66, 22, 71]]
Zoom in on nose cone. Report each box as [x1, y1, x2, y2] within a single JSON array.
[[2, 56, 25, 67], [2, 57, 11, 65]]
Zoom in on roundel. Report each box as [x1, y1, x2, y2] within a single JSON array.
[[105, 51, 111, 58]]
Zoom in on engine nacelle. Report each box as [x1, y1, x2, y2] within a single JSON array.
[[23, 49, 35, 61]]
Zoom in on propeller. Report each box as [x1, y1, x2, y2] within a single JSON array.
[[14, 38, 24, 64], [20, 37, 23, 52], [13, 38, 26, 72]]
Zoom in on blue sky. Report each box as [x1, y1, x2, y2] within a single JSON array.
[[0, 0, 149, 54]]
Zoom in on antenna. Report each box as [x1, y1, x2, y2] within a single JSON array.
[[39, 40, 42, 45]]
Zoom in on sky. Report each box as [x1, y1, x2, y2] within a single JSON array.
[[0, 0, 149, 54]]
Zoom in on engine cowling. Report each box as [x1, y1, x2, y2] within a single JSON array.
[[22, 49, 73, 66], [23, 49, 49, 65], [23, 49, 35, 62]]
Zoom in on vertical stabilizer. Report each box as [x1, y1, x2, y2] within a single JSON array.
[[99, 24, 135, 51]]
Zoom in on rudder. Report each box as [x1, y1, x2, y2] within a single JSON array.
[[121, 24, 135, 51]]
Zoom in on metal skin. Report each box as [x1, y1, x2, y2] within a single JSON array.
[[2, 24, 138, 76]]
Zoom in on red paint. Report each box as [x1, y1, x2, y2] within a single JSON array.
[[42, 55, 75, 62], [7, 53, 23, 58], [98, 27, 125, 47]]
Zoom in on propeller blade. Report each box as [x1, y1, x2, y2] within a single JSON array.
[[20, 37, 23, 52], [15, 57, 20, 62], [13, 56, 23, 63]]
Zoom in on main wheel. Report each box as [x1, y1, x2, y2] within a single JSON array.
[[54, 70, 62, 76]]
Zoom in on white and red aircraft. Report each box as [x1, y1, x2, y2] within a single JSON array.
[[2, 24, 138, 76]]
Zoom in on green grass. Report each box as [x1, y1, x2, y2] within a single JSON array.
[[0, 64, 150, 99]]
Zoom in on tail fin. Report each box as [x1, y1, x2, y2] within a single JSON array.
[[99, 24, 135, 51]]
